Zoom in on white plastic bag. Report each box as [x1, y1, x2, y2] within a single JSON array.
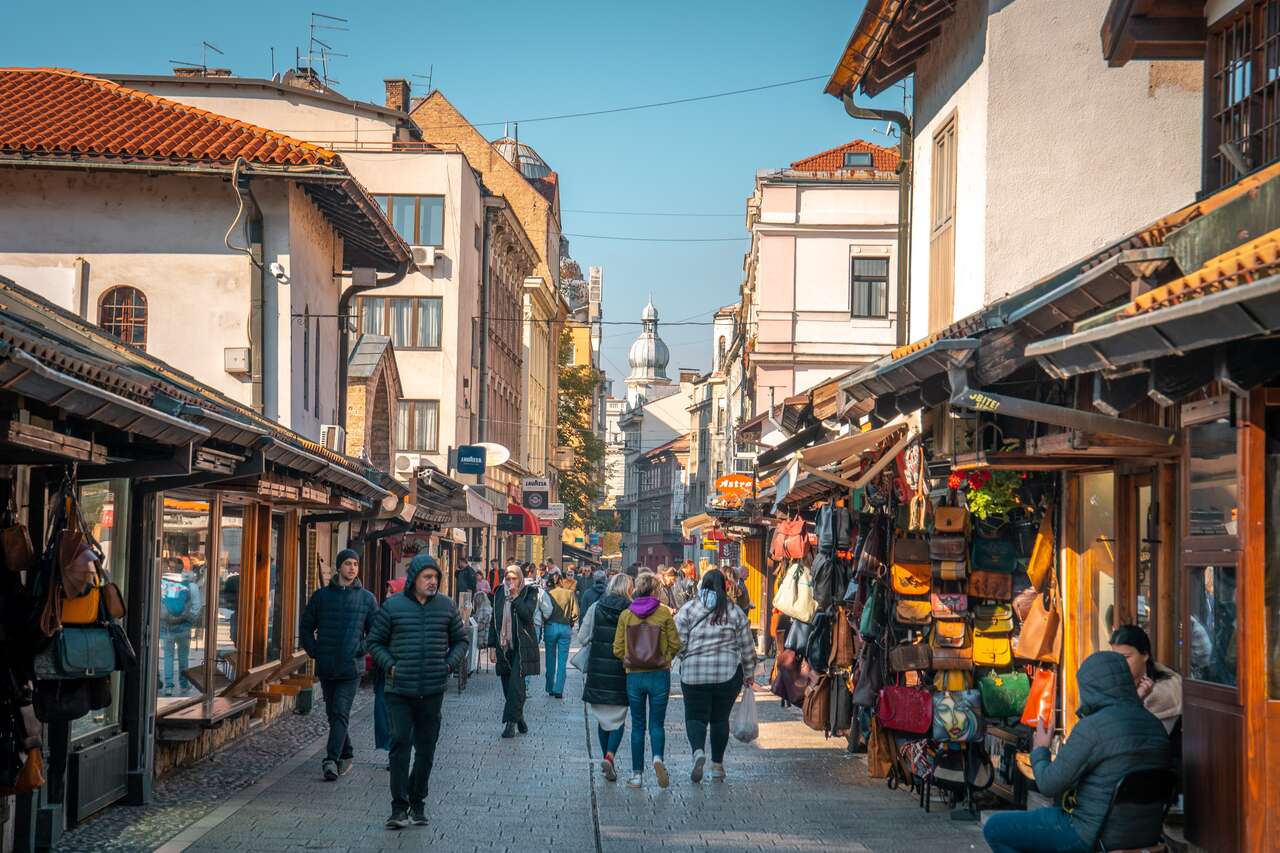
[[730, 686, 759, 743]]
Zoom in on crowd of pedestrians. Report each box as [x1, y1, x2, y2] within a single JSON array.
[[298, 550, 759, 830]]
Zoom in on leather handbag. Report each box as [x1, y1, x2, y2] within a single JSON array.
[[934, 506, 969, 533], [876, 684, 933, 734], [933, 669, 973, 692], [784, 618, 814, 653], [930, 646, 974, 671], [931, 592, 969, 620], [771, 517, 808, 562], [771, 649, 808, 706], [932, 689, 984, 742], [894, 598, 933, 626], [971, 536, 1019, 573], [804, 611, 833, 671], [1025, 506, 1055, 591], [979, 671, 1030, 719], [803, 674, 832, 732], [811, 552, 835, 611], [973, 603, 1014, 633], [967, 570, 1013, 601], [1012, 585, 1038, 621], [894, 537, 931, 564], [867, 717, 896, 779], [1, 522, 35, 573], [850, 642, 884, 706], [931, 618, 968, 649], [1021, 667, 1056, 729], [33, 625, 119, 679], [933, 560, 967, 581], [973, 633, 1013, 667], [0, 748, 45, 796], [890, 557, 931, 597], [832, 607, 858, 668], [856, 522, 886, 578], [930, 621, 973, 671], [858, 581, 884, 639], [1016, 589, 1061, 663], [929, 535, 967, 562], [889, 641, 932, 672], [60, 583, 102, 626], [773, 562, 818, 623], [624, 622, 665, 669]]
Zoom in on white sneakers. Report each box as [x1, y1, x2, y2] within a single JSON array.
[[623, 756, 718, 787], [690, 750, 706, 783], [708, 762, 726, 781], [652, 758, 669, 788], [626, 773, 643, 788]]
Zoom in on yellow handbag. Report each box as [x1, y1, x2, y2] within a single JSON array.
[[61, 582, 102, 625], [1026, 505, 1055, 591], [973, 633, 1013, 667], [891, 560, 932, 596]]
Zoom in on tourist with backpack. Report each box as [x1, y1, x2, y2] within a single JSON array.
[[159, 557, 201, 696], [299, 548, 378, 781], [612, 571, 681, 788], [675, 568, 756, 783]]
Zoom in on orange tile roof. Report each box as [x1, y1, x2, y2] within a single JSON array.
[[1122, 227, 1280, 317], [790, 138, 900, 173], [0, 68, 339, 167]]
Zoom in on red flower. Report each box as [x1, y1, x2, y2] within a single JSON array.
[[947, 472, 966, 490]]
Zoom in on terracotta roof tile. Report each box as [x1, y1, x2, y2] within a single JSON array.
[[0, 67, 339, 167], [790, 138, 900, 173], [1122, 228, 1280, 317]]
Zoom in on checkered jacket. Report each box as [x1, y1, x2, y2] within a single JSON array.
[[674, 599, 755, 685]]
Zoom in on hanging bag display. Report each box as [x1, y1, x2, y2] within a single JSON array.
[[858, 581, 884, 639], [1016, 587, 1061, 663], [773, 562, 817, 623], [931, 592, 969, 620], [978, 670, 1030, 719], [1021, 667, 1057, 729], [1025, 504, 1055, 591], [890, 537, 932, 596], [967, 570, 1013, 601], [876, 684, 933, 734], [929, 619, 974, 671], [889, 639, 932, 672], [931, 689, 984, 742], [934, 505, 969, 534], [894, 598, 933, 626], [802, 673, 832, 732]]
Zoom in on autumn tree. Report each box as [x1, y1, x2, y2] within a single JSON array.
[[556, 330, 606, 530]]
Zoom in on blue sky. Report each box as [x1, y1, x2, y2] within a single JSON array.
[[3, 0, 903, 383]]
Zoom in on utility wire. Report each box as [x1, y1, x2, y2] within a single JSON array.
[[563, 208, 739, 218], [564, 233, 748, 243]]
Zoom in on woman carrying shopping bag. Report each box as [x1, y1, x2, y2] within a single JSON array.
[[674, 568, 756, 783], [612, 571, 681, 788], [574, 574, 634, 782]]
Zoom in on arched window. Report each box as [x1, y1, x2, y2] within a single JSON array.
[[98, 286, 148, 350]]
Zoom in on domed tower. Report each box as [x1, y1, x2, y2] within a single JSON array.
[[625, 297, 671, 407], [492, 137, 553, 180]]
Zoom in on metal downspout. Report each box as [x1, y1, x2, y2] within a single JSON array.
[[230, 167, 266, 413], [844, 93, 913, 347], [335, 258, 412, 421], [478, 205, 494, 442]]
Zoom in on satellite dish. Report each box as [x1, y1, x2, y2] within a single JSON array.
[[475, 442, 510, 467]]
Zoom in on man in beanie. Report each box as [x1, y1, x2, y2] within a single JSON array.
[[367, 553, 469, 829], [300, 548, 377, 781]]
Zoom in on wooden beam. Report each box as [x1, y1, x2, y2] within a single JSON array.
[[1093, 371, 1150, 417], [0, 419, 107, 463], [1155, 463, 1177, 664]]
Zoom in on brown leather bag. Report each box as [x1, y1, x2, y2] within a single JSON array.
[[802, 673, 832, 732], [929, 536, 967, 562], [624, 621, 665, 669], [867, 718, 896, 779], [1017, 590, 1061, 663], [1025, 506, 1055, 591], [832, 606, 858, 668], [894, 598, 932, 626], [967, 570, 1013, 601], [930, 645, 975, 671], [1, 523, 34, 573], [889, 641, 932, 672], [934, 506, 969, 533], [894, 538, 931, 564]]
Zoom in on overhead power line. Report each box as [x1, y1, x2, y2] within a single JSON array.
[[563, 208, 739, 218], [415, 74, 828, 130], [565, 233, 748, 243]]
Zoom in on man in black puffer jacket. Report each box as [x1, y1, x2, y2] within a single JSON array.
[[300, 548, 377, 782], [367, 553, 468, 830], [579, 571, 608, 617]]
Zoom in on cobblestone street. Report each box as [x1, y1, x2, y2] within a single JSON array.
[[59, 659, 982, 853]]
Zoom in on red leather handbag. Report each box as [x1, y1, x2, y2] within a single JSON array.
[[876, 684, 933, 734], [1020, 667, 1056, 729]]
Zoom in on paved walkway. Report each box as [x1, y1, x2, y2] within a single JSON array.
[[62, 657, 984, 853]]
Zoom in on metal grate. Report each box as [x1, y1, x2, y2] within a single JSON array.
[[97, 286, 147, 350], [1210, 0, 1280, 190]]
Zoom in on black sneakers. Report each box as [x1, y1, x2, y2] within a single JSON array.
[[322, 760, 338, 782], [502, 722, 516, 738], [516, 718, 529, 734], [386, 810, 411, 830], [409, 808, 429, 826]]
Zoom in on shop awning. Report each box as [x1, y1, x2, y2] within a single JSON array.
[[797, 422, 907, 469], [681, 512, 714, 538], [776, 423, 913, 508], [839, 338, 979, 416], [461, 486, 496, 527], [1027, 230, 1280, 378], [506, 502, 543, 536]]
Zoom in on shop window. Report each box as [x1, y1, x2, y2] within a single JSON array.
[[159, 497, 211, 709], [1188, 563, 1238, 687], [70, 480, 129, 739], [97, 286, 148, 350], [1080, 472, 1117, 657], [266, 513, 286, 663], [215, 506, 244, 687], [1188, 417, 1239, 536]]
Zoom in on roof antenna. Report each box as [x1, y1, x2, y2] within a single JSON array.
[[168, 40, 223, 75], [304, 12, 348, 87], [412, 66, 434, 96]]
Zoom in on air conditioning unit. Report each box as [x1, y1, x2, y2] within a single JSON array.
[[411, 245, 437, 268], [320, 424, 346, 454], [393, 452, 421, 481]]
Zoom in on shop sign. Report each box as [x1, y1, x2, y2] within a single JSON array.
[[715, 473, 753, 498], [522, 477, 550, 510], [497, 513, 524, 532], [533, 502, 565, 521], [702, 538, 718, 551], [454, 445, 487, 475]]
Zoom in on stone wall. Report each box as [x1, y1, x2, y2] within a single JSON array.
[[155, 694, 297, 776]]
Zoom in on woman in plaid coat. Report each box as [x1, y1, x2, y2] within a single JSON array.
[[674, 569, 756, 783]]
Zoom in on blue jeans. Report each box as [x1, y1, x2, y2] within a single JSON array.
[[544, 622, 572, 694], [319, 677, 358, 763], [983, 807, 1091, 853], [160, 624, 192, 691], [373, 669, 390, 751], [598, 723, 624, 757], [626, 670, 670, 774]]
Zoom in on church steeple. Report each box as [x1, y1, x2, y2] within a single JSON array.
[[625, 298, 670, 407]]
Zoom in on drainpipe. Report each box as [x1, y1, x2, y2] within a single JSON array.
[[844, 93, 912, 347], [228, 165, 266, 413], [478, 200, 502, 443], [335, 258, 412, 423]]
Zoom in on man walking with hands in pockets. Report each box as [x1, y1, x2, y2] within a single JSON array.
[[367, 553, 468, 830]]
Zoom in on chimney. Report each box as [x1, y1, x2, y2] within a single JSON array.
[[384, 78, 411, 113]]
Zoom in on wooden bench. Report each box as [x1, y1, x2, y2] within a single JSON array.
[[156, 697, 257, 741]]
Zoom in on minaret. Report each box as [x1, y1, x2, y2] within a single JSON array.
[[624, 297, 671, 407]]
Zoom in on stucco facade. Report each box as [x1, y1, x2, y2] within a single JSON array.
[[906, 0, 1203, 339]]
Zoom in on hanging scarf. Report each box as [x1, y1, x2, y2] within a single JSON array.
[[499, 588, 515, 652]]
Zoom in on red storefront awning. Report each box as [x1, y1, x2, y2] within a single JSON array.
[[506, 502, 542, 535]]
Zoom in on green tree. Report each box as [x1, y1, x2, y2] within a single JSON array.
[[556, 330, 606, 530]]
